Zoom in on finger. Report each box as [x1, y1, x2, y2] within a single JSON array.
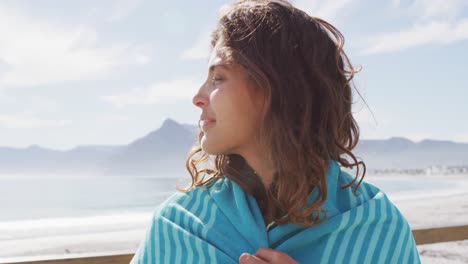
[[239, 253, 267, 264], [254, 247, 297, 263]]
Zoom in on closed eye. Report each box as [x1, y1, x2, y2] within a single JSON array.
[[212, 75, 224, 82]]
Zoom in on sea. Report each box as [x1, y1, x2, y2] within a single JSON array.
[[0, 173, 457, 222]]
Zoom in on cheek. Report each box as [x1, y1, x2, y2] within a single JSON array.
[[209, 82, 261, 128]]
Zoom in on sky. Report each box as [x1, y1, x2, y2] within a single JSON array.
[[0, 0, 467, 150]]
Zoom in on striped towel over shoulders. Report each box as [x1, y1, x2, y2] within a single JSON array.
[[131, 160, 421, 263]]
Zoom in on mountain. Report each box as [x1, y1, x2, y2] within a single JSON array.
[[0, 119, 467, 175], [102, 118, 197, 175], [0, 118, 198, 176], [354, 137, 468, 170]]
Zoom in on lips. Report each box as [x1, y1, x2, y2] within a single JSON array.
[[199, 119, 216, 130], [200, 115, 215, 122], [199, 113, 216, 131]]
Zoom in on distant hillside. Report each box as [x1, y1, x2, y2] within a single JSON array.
[[354, 137, 468, 170], [0, 119, 467, 175], [0, 118, 197, 176]]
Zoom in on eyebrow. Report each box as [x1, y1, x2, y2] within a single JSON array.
[[208, 63, 232, 73]]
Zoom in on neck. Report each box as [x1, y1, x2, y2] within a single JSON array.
[[241, 151, 275, 190]]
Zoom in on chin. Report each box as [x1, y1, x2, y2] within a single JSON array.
[[201, 139, 230, 156]]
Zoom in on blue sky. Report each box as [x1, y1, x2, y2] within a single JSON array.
[[0, 0, 467, 150]]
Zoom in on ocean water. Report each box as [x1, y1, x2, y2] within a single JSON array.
[[0, 175, 188, 222], [0, 174, 457, 222]]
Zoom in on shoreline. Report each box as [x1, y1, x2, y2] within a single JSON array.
[[1, 175, 468, 261]]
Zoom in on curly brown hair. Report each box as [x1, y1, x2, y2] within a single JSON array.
[[179, 0, 366, 228]]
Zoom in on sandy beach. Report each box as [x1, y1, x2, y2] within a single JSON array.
[[389, 175, 468, 264], [1, 175, 468, 263]]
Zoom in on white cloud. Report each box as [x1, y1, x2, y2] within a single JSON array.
[[405, 0, 467, 21], [292, 0, 353, 23], [0, 4, 150, 87], [362, 19, 468, 55], [361, 0, 468, 55], [0, 114, 72, 128], [102, 78, 202, 108], [108, 0, 144, 21], [179, 30, 212, 61]]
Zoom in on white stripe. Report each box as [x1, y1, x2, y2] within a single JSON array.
[[377, 203, 398, 262], [204, 203, 219, 262], [173, 209, 182, 263], [401, 238, 412, 263], [348, 200, 376, 263], [362, 195, 388, 264], [390, 221, 409, 263], [182, 227, 194, 262], [191, 189, 203, 215], [162, 208, 172, 263], [147, 219, 154, 264], [361, 184, 371, 201], [335, 206, 365, 263], [198, 191, 211, 225], [179, 192, 196, 263], [319, 213, 351, 264], [190, 189, 206, 262]]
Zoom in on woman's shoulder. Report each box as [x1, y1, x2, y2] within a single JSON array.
[[152, 177, 230, 218], [322, 162, 405, 221]]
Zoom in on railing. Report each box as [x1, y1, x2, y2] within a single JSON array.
[[4, 224, 468, 264]]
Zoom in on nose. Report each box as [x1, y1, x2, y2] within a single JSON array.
[[192, 82, 208, 108]]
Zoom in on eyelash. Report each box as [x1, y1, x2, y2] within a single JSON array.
[[212, 74, 223, 82]]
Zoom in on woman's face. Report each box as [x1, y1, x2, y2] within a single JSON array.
[[192, 45, 265, 156]]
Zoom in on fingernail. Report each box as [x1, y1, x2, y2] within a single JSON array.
[[240, 253, 250, 261]]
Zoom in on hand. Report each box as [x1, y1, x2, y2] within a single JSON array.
[[238, 247, 298, 264]]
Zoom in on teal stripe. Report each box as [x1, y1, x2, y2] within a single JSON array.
[[376, 202, 398, 262], [208, 244, 217, 264], [363, 193, 388, 263], [342, 208, 368, 261], [319, 213, 351, 264], [411, 241, 420, 263], [348, 187, 357, 208], [148, 216, 155, 264], [198, 192, 212, 236], [361, 182, 373, 205], [398, 235, 412, 263], [335, 204, 365, 263], [204, 203, 219, 262], [202, 197, 217, 236], [391, 220, 410, 263], [157, 215, 164, 262], [190, 189, 206, 262], [397, 225, 412, 263], [162, 214, 172, 263], [348, 199, 376, 263], [357, 184, 366, 205], [174, 209, 182, 263], [195, 235, 205, 263], [198, 191, 210, 228], [356, 197, 382, 262], [179, 194, 195, 263], [384, 207, 403, 263], [324, 184, 359, 263], [190, 188, 203, 215], [182, 225, 194, 263]]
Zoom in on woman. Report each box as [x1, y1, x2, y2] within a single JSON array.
[[131, 0, 421, 263]]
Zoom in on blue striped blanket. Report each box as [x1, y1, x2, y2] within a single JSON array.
[[131, 160, 421, 263]]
